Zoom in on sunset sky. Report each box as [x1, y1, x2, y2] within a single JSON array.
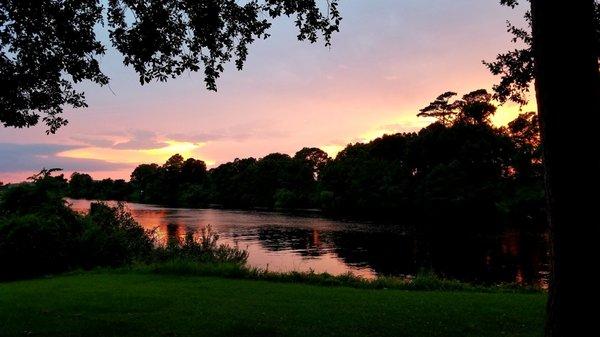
[[0, 0, 533, 183]]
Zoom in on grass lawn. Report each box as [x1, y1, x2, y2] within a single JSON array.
[[0, 272, 546, 337]]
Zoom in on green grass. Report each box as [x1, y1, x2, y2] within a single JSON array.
[[0, 272, 545, 337], [141, 260, 542, 293]]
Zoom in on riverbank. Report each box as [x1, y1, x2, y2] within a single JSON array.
[[0, 272, 545, 337]]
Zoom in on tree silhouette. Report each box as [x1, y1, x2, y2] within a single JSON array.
[[507, 111, 540, 149], [418, 89, 497, 126], [0, 0, 340, 133], [456, 89, 497, 125], [68, 172, 94, 199], [417, 91, 459, 126], [491, 1, 600, 336], [485, 1, 599, 105], [181, 158, 207, 185], [163, 154, 185, 173], [294, 147, 331, 179]]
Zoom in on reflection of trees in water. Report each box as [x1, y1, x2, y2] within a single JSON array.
[[497, 230, 548, 286], [121, 202, 547, 285], [334, 230, 546, 284], [151, 222, 190, 246], [73, 201, 547, 284], [431, 230, 548, 285], [328, 232, 418, 275], [256, 227, 329, 257], [252, 225, 547, 285]]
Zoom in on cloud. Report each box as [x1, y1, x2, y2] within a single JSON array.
[[168, 120, 288, 144], [167, 132, 226, 143], [71, 130, 169, 150], [0, 143, 128, 173], [112, 130, 168, 150], [70, 135, 117, 148]]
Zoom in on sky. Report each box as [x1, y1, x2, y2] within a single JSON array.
[[0, 0, 533, 183]]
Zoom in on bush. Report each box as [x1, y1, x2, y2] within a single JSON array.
[[0, 213, 82, 279], [153, 225, 248, 265], [79, 203, 154, 269], [274, 188, 298, 209], [0, 201, 155, 280], [0, 173, 158, 280]]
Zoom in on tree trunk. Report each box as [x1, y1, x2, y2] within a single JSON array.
[[530, 1, 600, 336]]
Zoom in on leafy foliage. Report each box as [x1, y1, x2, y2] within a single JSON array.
[[485, 0, 600, 104], [417, 89, 497, 125], [0, 0, 340, 133], [417, 91, 459, 126], [153, 225, 248, 265], [0, 0, 108, 133], [0, 173, 155, 279], [68, 172, 132, 200]]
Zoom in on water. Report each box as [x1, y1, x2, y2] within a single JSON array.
[[69, 199, 548, 284]]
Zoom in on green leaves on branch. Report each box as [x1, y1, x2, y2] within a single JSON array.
[[486, 0, 599, 105], [0, 0, 341, 133]]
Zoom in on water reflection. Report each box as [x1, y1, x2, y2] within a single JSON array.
[[68, 199, 548, 284]]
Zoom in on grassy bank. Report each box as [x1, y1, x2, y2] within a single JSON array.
[[142, 260, 542, 293], [0, 272, 545, 337]]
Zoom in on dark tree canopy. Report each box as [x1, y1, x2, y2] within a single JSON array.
[[294, 147, 330, 178], [416, 91, 458, 126], [485, 0, 600, 105], [418, 89, 497, 126], [0, 0, 340, 133]]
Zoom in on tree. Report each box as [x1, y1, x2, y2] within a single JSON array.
[[181, 158, 207, 185], [163, 154, 185, 174], [130, 163, 160, 202], [507, 111, 540, 149], [417, 91, 459, 126], [294, 147, 330, 179], [531, 2, 599, 336], [485, 1, 600, 106], [208, 157, 257, 207], [253, 153, 296, 207], [505, 111, 542, 183], [418, 89, 497, 126], [0, 0, 340, 133], [68, 172, 94, 199], [491, 1, 600, 336], [456, 89, 496, 125]]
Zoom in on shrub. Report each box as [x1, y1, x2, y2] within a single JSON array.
[[0, 213, 83, 279], [274, 189, 298, 209], [0, 173, 157, 280], [79, 203, 154, 269], [153, 225, 248, 265]]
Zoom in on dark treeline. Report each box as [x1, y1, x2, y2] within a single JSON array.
[[65, 89, 545, 233]]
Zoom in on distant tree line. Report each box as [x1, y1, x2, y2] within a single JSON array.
[[68, 174, 132, 201], [64, 89, 545, 233]]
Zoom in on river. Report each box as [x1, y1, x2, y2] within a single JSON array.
[[69, 199, 548, 285]]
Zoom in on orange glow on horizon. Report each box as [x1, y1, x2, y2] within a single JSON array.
[[57, 140, 214, 166], [56, 101, 537, 171], [11, 97, 537, 184], [491, 100, 538, 126], [321, 144, 345, 158]]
